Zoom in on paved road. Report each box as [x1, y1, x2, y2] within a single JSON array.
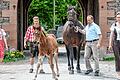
[[0, 55, 119, 80]]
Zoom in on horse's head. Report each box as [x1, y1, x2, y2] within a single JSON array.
[[33, 29, 47, 44], [67, 6, 77, 21], [33, 29, 41, 42]]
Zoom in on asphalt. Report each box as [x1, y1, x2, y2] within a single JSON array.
[[0, 55, 120, 80]]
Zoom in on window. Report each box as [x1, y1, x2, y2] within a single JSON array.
[[0, 17, 10, 24], [0, 1, 10, 10], [107, 17, 115, 26]]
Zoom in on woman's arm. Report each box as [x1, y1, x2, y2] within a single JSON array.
[[109, 31, 114, 50], [3, 36, 8, 50]]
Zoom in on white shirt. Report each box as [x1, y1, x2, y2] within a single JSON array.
[[0, 29, 6, 40], [110, 22, 120, 40]]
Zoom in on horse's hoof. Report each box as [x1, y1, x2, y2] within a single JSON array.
[[55, 78, 58, 80], [77, 69, 81, 73], [35, 75, 37, 78], [57, 74, 60, 77], [76, 67, 81, 73], [53, 76, 58, 80], [69, 70, 74, 74], [56, 72, 60, 77], [52, 73, 57, 79], [39, 69, 45, 74], [68, 66, 71, 71], [33, 78, 36, 80]]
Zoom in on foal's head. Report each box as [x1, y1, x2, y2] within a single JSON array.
[[33, 29, 47, 44]]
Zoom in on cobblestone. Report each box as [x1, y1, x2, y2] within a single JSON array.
[[0, 56, 119, 80]]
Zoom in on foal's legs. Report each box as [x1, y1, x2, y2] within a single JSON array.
[[34, 55, 43, 80], [39, 56, 45, 74], [49, 53, 58, 80], [54, 48, 59, 77]]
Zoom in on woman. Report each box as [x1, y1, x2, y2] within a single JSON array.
[[0, 25, 8, 62], [109, 12, 120, 76]]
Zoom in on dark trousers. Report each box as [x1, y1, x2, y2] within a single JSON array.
[[113, 40, 120, 72], [29, 42, 39, 58]]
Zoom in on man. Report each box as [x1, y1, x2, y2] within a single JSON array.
[[24, 16, 44, 73], [79, 15, 102, 76]]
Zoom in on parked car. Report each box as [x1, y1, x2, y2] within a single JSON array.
[[56, 25, 64, 44], [47, 25, 64, 44], [47, 29, 57, 37]]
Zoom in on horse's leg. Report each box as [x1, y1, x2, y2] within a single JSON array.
[[39, 56, 45, 74], [49, 53, 58, 80], [65, 45, 71, 71], [76, 45, 81, 73], [54, 48, 59, 77], [34, 55, 42, 80], [68, 45, 74, 74], [73, 47, 77, 60]]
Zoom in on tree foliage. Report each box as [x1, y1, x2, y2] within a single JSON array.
[[28, 0, 83, 31]]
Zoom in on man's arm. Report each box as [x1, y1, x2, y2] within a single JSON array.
[[24, 27, 30, 48], [98, 34, 102, 45], [96, 34, 102, 49], [78, 29, 86, 34], [108, 31, 114, 50]]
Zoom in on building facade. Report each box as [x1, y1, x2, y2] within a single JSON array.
[[0, 0, 119, 50]]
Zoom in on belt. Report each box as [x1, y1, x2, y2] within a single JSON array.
[[30, 41, 39, 44], [86, 39, 99, 42], [116, 40, 120, 43]]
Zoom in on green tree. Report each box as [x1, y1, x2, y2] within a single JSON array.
[[28, 0, 83, 30]]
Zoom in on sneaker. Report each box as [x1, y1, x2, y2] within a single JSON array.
[[94, 70, 99, 76], [29, 69, 33, 73], [85, 69, 93, 75]]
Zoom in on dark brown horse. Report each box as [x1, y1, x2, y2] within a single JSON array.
[[63, 6, 84, 74], [33, 29, 59, 80]]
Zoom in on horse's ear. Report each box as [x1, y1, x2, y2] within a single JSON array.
[[67, 5, 70, 11], [67, 5, 69, 8], [75, 3, 77, 9]]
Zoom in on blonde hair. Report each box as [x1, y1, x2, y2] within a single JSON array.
[[33, 16, 39, 20]]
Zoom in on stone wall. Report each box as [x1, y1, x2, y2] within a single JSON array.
[[98, 0, 120, 59], [0, 0, 120, 51], [0, 0, 18, 49]]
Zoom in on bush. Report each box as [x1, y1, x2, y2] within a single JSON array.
[[103, 56, 115, 61], [3, 50, 25, 63]]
